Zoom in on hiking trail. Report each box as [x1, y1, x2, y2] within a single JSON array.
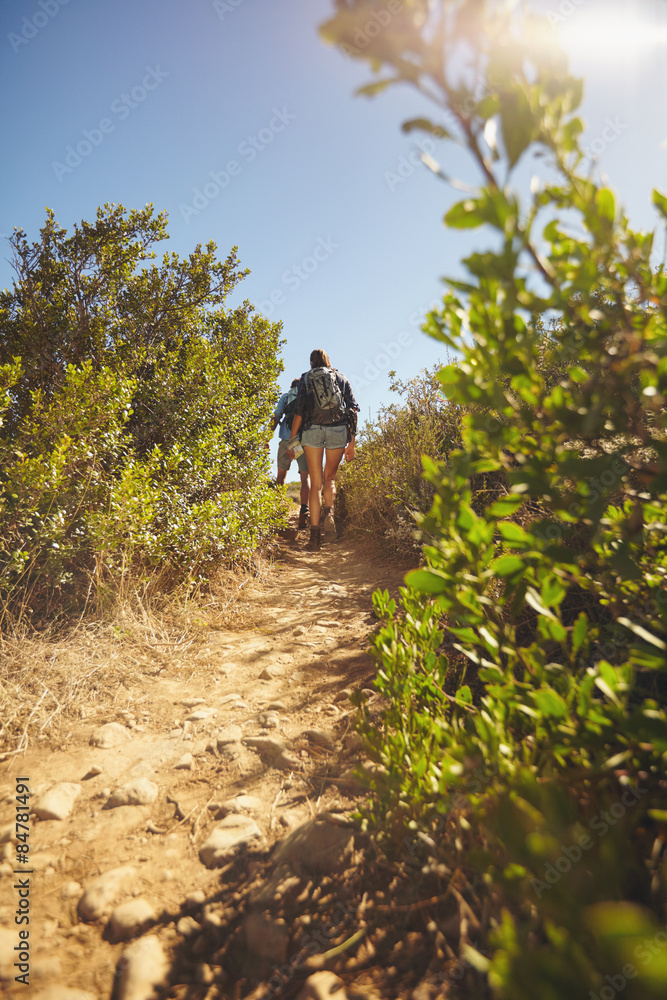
[[0, 512, 408, 1000]]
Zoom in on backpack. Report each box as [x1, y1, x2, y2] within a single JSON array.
[[282, 386, 299, 432], [306, 367, 345, 426]]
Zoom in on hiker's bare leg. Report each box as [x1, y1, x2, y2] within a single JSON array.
[[276, 467, 287, 486], [304, 446, 324, 525], [323, 448, 345, 509], [299, 471, 309, 506]]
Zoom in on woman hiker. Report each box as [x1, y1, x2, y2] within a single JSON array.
[[287, 348, 359, 552]]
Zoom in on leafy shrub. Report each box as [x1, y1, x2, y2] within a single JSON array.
[[323, 2, 667, 997], [338, 367, 462, 557], [0, 204, 287, 622]]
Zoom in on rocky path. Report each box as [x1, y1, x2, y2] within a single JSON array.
[[0, 518, 405, 1000]]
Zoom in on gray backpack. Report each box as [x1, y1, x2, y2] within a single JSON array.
[[306, 367, 345, 426]]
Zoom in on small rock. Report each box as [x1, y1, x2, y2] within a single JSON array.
[[293, 626, 307, 636], [174, 753, 195, 770], [107, 778, 158, 808], [297, 971, 347, 1000], [258, 711, 280, 728], [180, 698, 206, 708], [89, 722, 131, 748], [199, 814, 261, 868], [334, 688, 353, 704], [219, 693, 244, 705], [82, 766, 102, 779], [78, 866, 137, 921], [32, 782, 82, 821], [186, 707, 216, 722], [177, 915, 201, 936], [216, 724, 243, 747], [259, 665, 284, 680], [266, 701, 286, 711], [185, 889, 206, 907], [343, 732, 364, 752], [146, 821, 167, 835], [216, 794, 263, 817], [115, 935, 169, 1000], [244, 912, 288, 962], [302, 729, 335, 751], [273, 818, 354, 874], [243, 736, 290, 757], [61, 880, 82, 900], [108, 898, 156, 943]]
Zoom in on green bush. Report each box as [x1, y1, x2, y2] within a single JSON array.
[[0, 204, 287, 622], [338, 367, 462, 557], [323, 2, 667, 997]]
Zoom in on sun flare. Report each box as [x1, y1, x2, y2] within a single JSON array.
[[555, 3, 667, 63]]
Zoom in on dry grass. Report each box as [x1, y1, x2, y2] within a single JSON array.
[[0, 549, 278, 758]]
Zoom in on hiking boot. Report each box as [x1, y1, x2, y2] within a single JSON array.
[[297, 508, 309, 531], [305, 526, 321, 551], [321, 505, 333, 528]]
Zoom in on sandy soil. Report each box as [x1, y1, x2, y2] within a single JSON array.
[[0, 513, 408, 1000]]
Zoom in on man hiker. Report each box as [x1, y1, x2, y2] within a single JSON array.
[[288, 349, 359, 552], [270, 378, 311, 530]]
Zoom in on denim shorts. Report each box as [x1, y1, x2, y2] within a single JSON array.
[[301, 423, 348, 450], [277, 438, 308, 473]]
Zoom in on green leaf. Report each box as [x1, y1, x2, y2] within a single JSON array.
[[401, 117, 453, 141], [595, 187, 615, 223], [405, 568, 449, 594], [652, 188, 667, 219], [499, 87, 533, 168], [617, 617, 667, 651], [490, 555, 525, 577], [487, 496, 524, 518], [497, 522, 531, 545], [445, 199, 485, 229], [572, 613, 588, 654], [534, 689, 568, 718], [456, 685, 472, 704]]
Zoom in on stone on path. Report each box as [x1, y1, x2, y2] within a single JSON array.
[[259, 665, 283, 680], [216, 794, 263, 817], [32, 782, 82, 821], [61, 880, 82, 900], [180, 698, 206, 708], [199, 814, 261, 868], [219, 693, 244, 706], [273, 818, 354, 874], [186, 707, 216, 722], [89, 722, 131, 748], [216, 724, 243, 747], [174, 753, 195, 770], [293, 625, 307, 636], [297, 971, 348, 1000], [108, 898, 156, 942], [77, 865, 137, 921], [115, 935, 169, 1000], [302, 728, 335, 751], [243, 736, 291, 757], [107, 778, 158, 808]]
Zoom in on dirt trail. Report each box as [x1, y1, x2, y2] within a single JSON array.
[[0, 515, 406, 1000]]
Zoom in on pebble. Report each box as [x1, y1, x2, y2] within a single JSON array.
[[32, 782, 82, 821], [243, 736, 290, 757], [302, 729, 335, 750], [293, 626, 307, 635], [297, 972, 347, 1000], [219, 693, 244, 706], [108, 898, 156, 942], [115, 935, 169, 1000], [107, 778, 158, 808], [82, 766, 102, 779], [216, 794, 263, 817], [258, 711, 280, 728], [216, 724, 243, 747], [266, 701, 286, 711], [77, 865, 137, 921], [199, 814, 261, 868], [273, 818, 354, 874], [174, 753, 195, 770], [89, 722, 131, 748], [259, 665, 284, 680], [185, 889, 206, 907], [180, 698, 206, 708], [186, 707, 216, 722], [61, 880, 83, 900], [177, 915, 201, 936]]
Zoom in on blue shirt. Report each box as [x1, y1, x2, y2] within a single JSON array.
[[273, 388, 298, 441]]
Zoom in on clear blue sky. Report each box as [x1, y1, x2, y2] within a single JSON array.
[[1, 0, 666, 423]]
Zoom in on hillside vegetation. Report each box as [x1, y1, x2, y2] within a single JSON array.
[[322, 2, 667, 998], [0, 205, 287, 626]]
